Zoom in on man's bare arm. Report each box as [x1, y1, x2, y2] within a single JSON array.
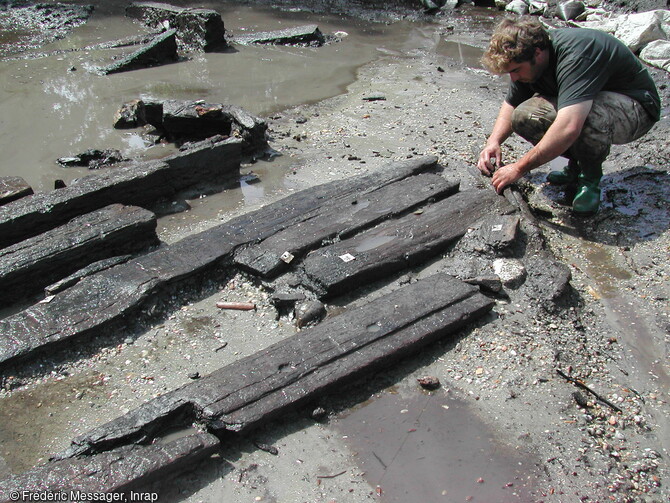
[[477, 101, 515, 176], [491, 100, 593, 193]]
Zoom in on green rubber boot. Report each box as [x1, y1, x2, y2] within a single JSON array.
[[572, 172, 601, 215], [547, 160, 580, 185]]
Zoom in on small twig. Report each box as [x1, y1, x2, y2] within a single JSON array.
[[316, 470, 347, 479], [556, 369, 622, 413]]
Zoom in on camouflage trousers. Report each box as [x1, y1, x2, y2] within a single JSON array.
[[511, 92, 656, 169]]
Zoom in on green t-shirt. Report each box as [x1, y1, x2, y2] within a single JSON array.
[[505, 28, 661, 121]]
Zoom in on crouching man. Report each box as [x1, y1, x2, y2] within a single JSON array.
[[476, 16, 660, 214]]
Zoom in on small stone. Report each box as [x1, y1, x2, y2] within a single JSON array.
[[311, 407, 327, 420], [417, 376, 440, 390], [254, 441, 279, 455], [492, 258, 527, 288]]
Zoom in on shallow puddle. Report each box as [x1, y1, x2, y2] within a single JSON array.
[[0, 1, 482, 196], [0, 372, 109, 474], [355, 234, 397, 252], [333, 388, 541, 502]]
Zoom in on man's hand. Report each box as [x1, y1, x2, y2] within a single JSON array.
[[491, 162, 525, 194], [477, 143, 502, 176]]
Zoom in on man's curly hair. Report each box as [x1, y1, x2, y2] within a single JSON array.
[[481, 17, 551, 74]]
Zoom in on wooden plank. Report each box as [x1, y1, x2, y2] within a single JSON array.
[[45, 255, 133, 296], [234, 173, 459, 277], [233, 25, 325, 46], [300, 188, 516, 297], [62, 272, 493, 458], [0, 138, 241, 249], [0, 157, 438, 368], [0, 177, 33, 206], [0, 433, 219, 498], [99, 29, 178, 75], [205, 274, 494, 432], [160, 101, 268, 151], [0, 204, 158, 306]]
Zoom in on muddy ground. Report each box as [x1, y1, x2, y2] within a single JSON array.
[[0, 1, 668, 502]]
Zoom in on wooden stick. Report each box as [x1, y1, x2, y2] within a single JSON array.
[[556, 368, 622, 413], [316, 470, 347, 479], [216, 301, 256, 311]]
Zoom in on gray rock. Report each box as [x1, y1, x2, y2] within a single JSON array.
[[506, 0, 530, 15], [614, 9, 670, 53], [557, 0, 586, 21], [640, 39, 670, 71], [492, 258, 527, 289]]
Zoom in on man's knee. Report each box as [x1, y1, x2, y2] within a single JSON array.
[[511, 96, 557, 145]]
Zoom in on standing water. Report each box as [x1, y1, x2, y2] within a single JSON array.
[[0, 0, 483, 193]]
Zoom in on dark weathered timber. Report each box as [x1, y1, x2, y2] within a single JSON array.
[[62, 272, 492, 457], [301, 188, 516, 297], [234, 173, 459, 277], [161, 101, 267, 151], [0, 157, 438, 368], [114, 99, 147, 129], [99, 29, 178, 75], [126, 1, 183, 20], [0, 138, 241, 249], [478, 214, 520, 251], [45, 255, 133, 296], [126, 2, 227, 51], [233, 25, 325, 46], [524, 256, 572, 302], [172, 8, 227, 52], [0, 433, 219, 500], [0, 177, 32, 205], [0, 205, 158, 305]]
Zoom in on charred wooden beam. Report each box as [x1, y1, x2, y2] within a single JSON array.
[[61, 272, 493, 458], [234, 173, 459, 278], [0, 204, 158, 306], [99, 29, 179, 75], [161, 101, 267, 151], [45, 255, 134, 296], [0, 433, 219, 499], [0, 177, 33, 206], [125, 2, 227, 52], [300, 188, 516, 297], [0, 157, 437, 369], [233, 25, 325, 46], [0, 137, 241, 249]]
